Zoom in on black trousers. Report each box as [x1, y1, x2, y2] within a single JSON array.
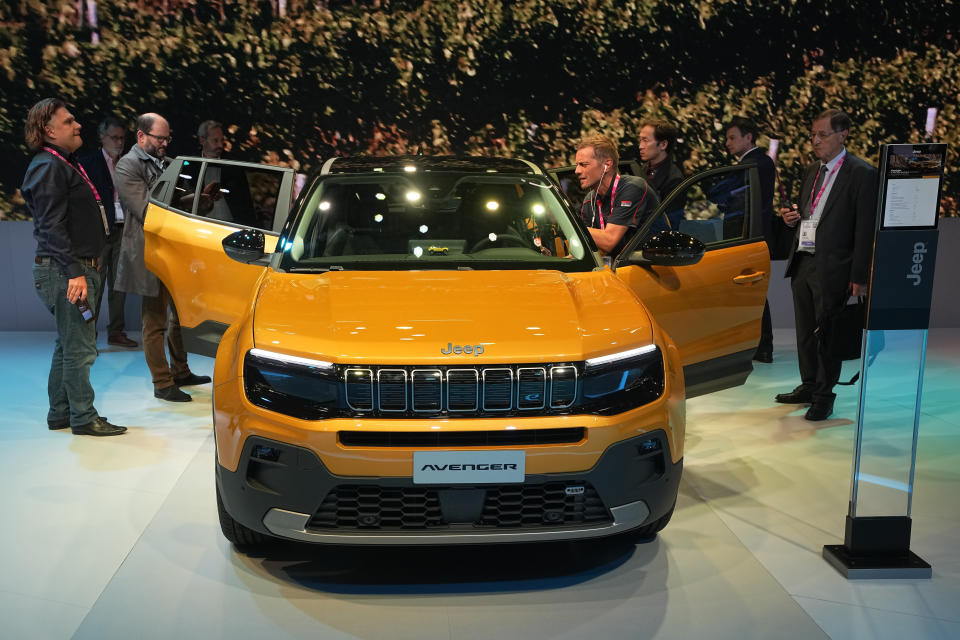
[[790, 253, 843, 402], [758, 299, 772, 353]]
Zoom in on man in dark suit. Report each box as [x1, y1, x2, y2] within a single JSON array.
[[776, 109, 878, 420], [725, 116, 777, 362], [79, 116, 137, 348]]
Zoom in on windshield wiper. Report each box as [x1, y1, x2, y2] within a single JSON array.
[[288, 265, 344, 273]]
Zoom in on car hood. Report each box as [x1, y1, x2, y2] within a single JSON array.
[[252, 270, 653, 365]]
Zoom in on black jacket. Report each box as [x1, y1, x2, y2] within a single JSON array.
[[78, 148, 120, 233], [784, 152, 878, 294], [740, 147, 792, 258]]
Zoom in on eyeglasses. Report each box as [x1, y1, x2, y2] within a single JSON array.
[[811, 130, 837, 141], [144, 132, 173, 144], [103, 134, 125, 142]]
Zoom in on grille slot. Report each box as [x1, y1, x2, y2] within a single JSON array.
[[377, 369, 407, 411], [412, 369, 442, 411], [482, 368, 513, 411], [550, 366, 577, 408], [308, 481, 611, 530], [339, 427, 585, 447], [517, 367, 546, 409], [447, 369, 479, 411], [345, 368, 373, 411]]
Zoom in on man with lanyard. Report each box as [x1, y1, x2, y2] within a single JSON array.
[[777, 109, 877, 420], [21, 98, 126, 436], [724, 116, 778, 363], [574, 134, 659, 256], [79, 116, 138, 348], [115, 112, 210, 403]]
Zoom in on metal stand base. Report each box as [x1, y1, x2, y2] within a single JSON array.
[[823, 544, 932, 579]]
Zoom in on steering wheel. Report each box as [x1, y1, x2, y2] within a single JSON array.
[[469, 233, 530, 253]]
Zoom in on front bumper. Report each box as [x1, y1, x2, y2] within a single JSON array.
[[216, 430, 682, 545]]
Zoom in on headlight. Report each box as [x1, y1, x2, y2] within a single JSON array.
[[578, 345, 664, 415], [243, 349, 340, 419]]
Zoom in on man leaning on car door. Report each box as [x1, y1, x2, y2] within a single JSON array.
[[114, 112, 211, 403]]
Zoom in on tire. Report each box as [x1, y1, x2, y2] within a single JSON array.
[[624, 500, 676, 544], [216, 482, 272, 548]]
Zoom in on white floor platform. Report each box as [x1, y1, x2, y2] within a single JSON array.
[[1, 329, 957, 640]]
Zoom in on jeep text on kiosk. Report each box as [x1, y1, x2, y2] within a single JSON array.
[[823, 143, 947, 578], [141, 155, 768, 549]]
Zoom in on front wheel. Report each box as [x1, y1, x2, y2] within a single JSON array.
[[624, 500, 676, 544], [216, 482, 273, 549]]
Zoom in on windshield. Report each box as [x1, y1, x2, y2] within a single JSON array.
[[278, 172, 597, 272]]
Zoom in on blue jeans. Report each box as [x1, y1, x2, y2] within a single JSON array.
[[33, 261, 101, 427]]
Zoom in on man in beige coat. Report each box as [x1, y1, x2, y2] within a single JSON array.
[[115, 113, 209, 402]]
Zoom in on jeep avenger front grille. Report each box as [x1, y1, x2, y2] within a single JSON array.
[[342, 364, 578, 417], [308, 482, 611, 530]]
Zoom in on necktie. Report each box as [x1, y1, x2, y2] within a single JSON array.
[[808, 164, 827, 217]]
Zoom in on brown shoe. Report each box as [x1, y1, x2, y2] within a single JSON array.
[[108, 332, 139, 348]]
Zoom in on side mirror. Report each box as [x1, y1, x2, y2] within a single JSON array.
[[626, 230, 705, 267], [223, 228, 267, 264]]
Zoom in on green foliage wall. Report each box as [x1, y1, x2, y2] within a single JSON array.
[[1, 0, 957, 219]]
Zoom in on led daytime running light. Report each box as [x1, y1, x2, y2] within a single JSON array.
[[585, 344, 657, 368], [249, 348, 334, 371]]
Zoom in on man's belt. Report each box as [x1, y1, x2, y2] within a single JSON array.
[[35, 255, 100, 269]]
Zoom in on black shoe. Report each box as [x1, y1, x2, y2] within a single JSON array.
[[173, 372, 211, 387], [155, 385, 192, 402], [775, 387, 813, 404], [50, 417, 109, 430], [753, 348, 773, 363], [71, 417, 127, 436], [805, 400, 835, 421]]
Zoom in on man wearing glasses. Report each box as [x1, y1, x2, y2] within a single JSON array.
[[776, 109, 877, 421], [79, 116, 138, 348], [116, 113, 210, 403]]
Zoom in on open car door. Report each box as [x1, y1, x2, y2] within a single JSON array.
[[144, 157, 295, 356], [613, 164, 770, 397]]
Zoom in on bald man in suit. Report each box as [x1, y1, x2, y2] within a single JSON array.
[[776, 109, 878, 421]]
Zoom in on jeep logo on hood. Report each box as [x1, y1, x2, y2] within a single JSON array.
[[441, 342, 484, 356]]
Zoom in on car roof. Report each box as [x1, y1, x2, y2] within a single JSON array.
[[320, 155, 543, 175]]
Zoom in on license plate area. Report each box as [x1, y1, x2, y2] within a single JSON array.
[[413, 450, 525, 484]]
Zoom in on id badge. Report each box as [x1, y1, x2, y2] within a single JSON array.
[[97, 202, 110, 235], [799, 219, 817, 249]]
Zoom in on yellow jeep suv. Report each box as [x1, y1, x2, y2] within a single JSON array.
[[144, 155, 769, 548]]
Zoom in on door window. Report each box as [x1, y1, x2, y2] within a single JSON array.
[[169, 159, 202, 215], [193, 161, 286, 231], [639, 167, 754, 248]]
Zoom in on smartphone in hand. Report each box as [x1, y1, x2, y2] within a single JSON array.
[[76, 299, 94, 323]]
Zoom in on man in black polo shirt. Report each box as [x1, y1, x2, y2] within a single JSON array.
[[21, 98, 126, 436], [575, 134, 659, 255]]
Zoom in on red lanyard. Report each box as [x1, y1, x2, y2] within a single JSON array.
[[809, 153, 845, 216], [43, 147, 103, 203], [596, 175, 620, 229]]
